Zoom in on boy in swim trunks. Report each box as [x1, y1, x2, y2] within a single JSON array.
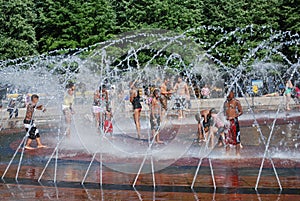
[[223, 91, 243, 148], [24, 94, 46, 150]]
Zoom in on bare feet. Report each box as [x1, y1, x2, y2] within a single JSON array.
[[25, 146, 35, 150], [37, 145, 47, 148], [198, 138, 206, 143], [155, 140, 164, 144]]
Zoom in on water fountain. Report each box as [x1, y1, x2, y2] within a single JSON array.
[[0, 26, 299, 200]]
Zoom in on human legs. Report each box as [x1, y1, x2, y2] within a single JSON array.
[[133, 109, 141, 138], [25, 125, 45, 149], [197, 122, 205, 141], [151, 115, 163, 143], [94, 112, 100, 127], [286, 94, 291, 110], [8, 109, 13, 119], [177, 97, 186, 119], [235, 118, 242, 148], [63, 109, 72, 137]]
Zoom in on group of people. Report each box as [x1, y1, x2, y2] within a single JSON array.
[[22, 82, 76, 149], [196, 91, 243, 150], [11, 74, 300, 152], [285, 80, 300, 110], [129, 76, 190, 143], [22, 77, 243, 150]]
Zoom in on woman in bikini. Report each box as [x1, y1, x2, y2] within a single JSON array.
[[130, 81, 142, 139]]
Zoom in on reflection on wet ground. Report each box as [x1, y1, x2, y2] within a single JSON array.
[[0, 112, 300, 200]]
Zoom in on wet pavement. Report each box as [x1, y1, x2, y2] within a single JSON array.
[[0, 110, 300, 200]]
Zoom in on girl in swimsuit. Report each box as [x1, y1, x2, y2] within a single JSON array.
[[285, 80, 293, 111]]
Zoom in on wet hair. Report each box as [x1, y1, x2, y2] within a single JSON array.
[[66, 82, 75, 89], [227, 91, 235, 99], [210, 108, 217, 114], [31, 94, 39, 101], [153, 89, 160, 97], [99, 84, 106, 91]]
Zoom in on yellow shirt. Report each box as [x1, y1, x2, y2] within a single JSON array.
[[63, 92, 74, 109]]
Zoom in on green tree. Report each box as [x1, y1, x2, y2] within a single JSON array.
[[112, 0, 204, 32], [35, 0, 117, 53], [0, 0, 38, 60]]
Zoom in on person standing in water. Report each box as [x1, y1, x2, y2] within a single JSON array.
[[173, 76, 190, 119], [160, 77, 172, 119], [195, 109, 213, 142], [150, 89, 163, 144], [24, 94, 46, 150], [62, 83, 75, 137], [285, 80, 294, 111], [223, 91, 243, 149], [7, 98, 19, 119], [93, 84, 109, 129], [130, 81, 142, 139]]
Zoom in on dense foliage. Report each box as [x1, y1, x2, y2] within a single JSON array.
[[0, 0, 299, 67]]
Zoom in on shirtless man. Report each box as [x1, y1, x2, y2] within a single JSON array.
[[160, 77, 172, 118], [224, 91, 243, 148], [24, 94, 46, 149], [150, 89, 163, 143], [173, 76, 190, 119]]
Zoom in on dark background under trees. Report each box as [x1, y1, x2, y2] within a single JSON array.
[[0, 0, 299, 67]]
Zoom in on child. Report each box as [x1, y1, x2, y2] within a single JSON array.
[[7, 98, 19, 119], [63, 83, 75, 137], [210, 108, 227, 147], [24, 94, 46, 150], [103, 108, 113, 135], [150, 89, 163, 144]]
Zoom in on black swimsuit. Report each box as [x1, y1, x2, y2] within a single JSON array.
[[132, 90, 142, 110]]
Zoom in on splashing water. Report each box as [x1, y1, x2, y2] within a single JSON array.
[[0, 27, 299, 176]]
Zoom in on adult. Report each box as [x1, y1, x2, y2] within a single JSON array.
[[130, 81, 142, 139], [160, 77, 172, 117], [62, 83, 75, 137], [173, 76, 190, 119], [223, 91, 243, 148]]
